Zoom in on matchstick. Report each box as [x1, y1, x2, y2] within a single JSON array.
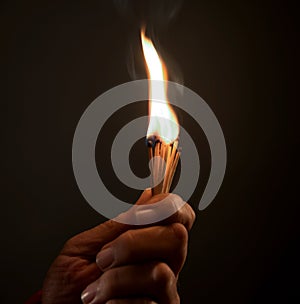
[[148, 138, 180, 195]]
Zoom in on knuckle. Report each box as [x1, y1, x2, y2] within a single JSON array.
[[117, 230, 136, 258], [119, 229, 135, 245], [106, 230, 137, 264], [100, 268, 120, 296], [152, 262, 175, 289], [175, 203, 196, 231], [187, 204, 196, 229], [63, 235, 77, 249], [170, 223, 188, 243], [169, 224, 188, 274]]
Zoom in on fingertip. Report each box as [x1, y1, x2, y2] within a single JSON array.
[[167, 193, 184, 205]]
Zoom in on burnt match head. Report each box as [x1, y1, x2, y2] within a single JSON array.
[[146, 135, 161, 148]]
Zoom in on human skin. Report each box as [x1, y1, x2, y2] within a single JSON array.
[[42, 190, 195, 304]]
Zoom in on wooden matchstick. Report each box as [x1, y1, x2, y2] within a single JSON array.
[[148, 139, 180, 195]]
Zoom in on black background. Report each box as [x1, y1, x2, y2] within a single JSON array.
[[1, 0, 298, 303]]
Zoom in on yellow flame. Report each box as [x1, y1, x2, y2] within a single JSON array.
[[141, 29, 179, 144]]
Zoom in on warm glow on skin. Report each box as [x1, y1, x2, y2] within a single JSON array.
[[141, 29, 179, 144]]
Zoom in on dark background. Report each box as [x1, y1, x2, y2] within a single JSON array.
[[1, 0, 298, 303]]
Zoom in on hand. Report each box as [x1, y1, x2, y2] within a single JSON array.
[[42, 190, 195, 304]]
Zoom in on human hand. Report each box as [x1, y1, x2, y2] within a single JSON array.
[[42, 190, 195, 304]]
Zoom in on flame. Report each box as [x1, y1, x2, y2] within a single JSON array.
[[141, 29, 179, 144]]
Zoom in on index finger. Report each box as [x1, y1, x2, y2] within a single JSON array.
[[118, 190, 196, 231]]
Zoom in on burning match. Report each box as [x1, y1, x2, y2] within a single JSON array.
[[141, 28, 180, 196]]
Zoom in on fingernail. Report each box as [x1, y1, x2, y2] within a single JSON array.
[[96, 248, 114, 271], [81, 285, 96, 304]]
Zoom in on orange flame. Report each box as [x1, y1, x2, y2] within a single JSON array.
[[141, 29, 179, 144]]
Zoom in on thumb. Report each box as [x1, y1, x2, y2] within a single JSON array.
[[61, 218, 128, 257], [61, 189, 153, 257]]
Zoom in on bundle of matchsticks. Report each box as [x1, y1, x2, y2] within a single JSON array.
[[148, 138, 180, 195]]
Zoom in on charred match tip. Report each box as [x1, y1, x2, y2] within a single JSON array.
[[146, 135, 160, 147]]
